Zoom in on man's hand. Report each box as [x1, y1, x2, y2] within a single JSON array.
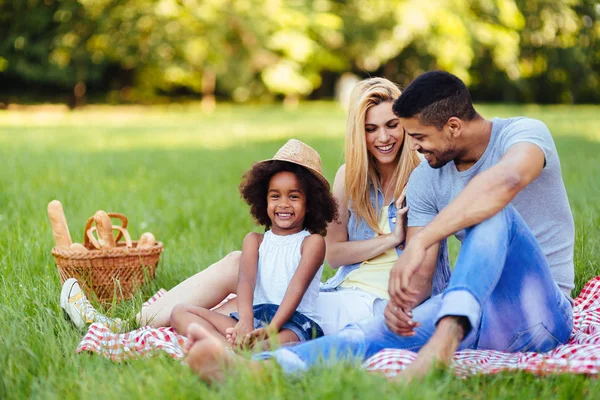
[[384, 300, 421, 336], [386, 239, 427, 334], [388, 238, 427, 312]]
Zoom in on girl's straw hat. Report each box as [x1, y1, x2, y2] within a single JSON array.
[[257, 139, 330, 190]]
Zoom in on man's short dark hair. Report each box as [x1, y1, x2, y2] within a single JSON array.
[[393, 71, 477, 129]]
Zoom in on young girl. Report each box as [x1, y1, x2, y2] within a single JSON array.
[[170, 139, 337, 350]]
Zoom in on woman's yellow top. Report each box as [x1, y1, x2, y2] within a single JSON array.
[[339, 205, 398, 299]]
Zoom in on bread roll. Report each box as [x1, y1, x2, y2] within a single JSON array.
[[137, 232, 156, 249], [47, 200, 72, 249], [69, 243, 89, 253], [94, 210, 115, 248]]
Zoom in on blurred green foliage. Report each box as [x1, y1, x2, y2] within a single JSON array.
[[0, 0, 598, 104]]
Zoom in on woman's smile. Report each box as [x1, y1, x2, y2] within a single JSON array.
[[374, 142, 396, 154]]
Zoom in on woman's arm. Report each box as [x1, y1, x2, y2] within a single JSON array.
[[235, 232, 261, 325], [325, 164, 405, 268], [267, 234, 326, 332]]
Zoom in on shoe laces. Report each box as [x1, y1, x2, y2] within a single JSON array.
[[70, 292, 122, 331], [70, 291, 98, 322]]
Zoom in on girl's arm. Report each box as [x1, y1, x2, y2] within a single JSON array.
[[326, 164, 404, 269], [266, 233, 326, 332], [235, 232, 262, 325]]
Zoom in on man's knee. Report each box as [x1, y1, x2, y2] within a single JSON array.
[[464, 206, 515, 243]]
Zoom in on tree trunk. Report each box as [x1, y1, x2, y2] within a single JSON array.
[[201, 68, 216, 113], [70, 49, 87, 109]]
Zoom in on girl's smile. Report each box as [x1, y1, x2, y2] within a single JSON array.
[[275, 212, 294, 219], [267, 171, 307, 235]]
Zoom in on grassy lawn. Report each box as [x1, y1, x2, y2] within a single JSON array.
[[0, 102, 598, 399]]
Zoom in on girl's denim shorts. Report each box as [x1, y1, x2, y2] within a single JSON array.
[[230, 303, 324, 342]]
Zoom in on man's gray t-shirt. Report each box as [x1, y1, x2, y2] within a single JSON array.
[[406, 117, 575, 297]]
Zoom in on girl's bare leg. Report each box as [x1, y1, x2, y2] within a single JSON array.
[[137, 251, 241, 327], [171, 304, 237, 345]]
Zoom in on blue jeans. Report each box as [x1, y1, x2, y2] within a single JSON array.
[[254, 206, 574, 373]]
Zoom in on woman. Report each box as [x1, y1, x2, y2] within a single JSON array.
[[60, 77, 451, 335], [315, 77, 450, 333]]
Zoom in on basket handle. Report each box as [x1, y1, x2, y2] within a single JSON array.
[[83, 212, 128, 244], [86, 225, 133, 250]]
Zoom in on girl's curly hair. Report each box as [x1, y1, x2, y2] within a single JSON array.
[[239, 160, 338, 236]]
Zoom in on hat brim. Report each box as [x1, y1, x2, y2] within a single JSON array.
[[254, 158, 331, 191]]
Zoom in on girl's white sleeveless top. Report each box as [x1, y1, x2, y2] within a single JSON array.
[[253, 229, 322, 323]]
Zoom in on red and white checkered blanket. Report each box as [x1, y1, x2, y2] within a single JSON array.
[[76, 277, 600, 377]]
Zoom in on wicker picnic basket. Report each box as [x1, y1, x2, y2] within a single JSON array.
[[52, 212, 163, 303]]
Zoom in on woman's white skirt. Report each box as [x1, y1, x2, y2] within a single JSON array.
[[316, 287, 387, 335]]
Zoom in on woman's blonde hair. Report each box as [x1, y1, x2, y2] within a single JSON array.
[[345, 77, 421, 233]]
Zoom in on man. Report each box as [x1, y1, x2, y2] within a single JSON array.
[[184, 71, 575, 382]]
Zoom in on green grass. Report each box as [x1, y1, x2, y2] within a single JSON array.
[[0, 102, 599, 399]]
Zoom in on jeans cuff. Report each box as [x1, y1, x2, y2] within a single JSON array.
[[435, 289, 481, 340], [252, 348, 308, 375]]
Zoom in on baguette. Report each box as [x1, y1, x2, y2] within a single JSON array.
[[47, 200, 72, 249], [137, 232, 156, 249], [69, 243, 89, 253], [94, 210, 116, 248]]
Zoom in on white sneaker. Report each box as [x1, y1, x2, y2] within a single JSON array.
[[60, 278, 123, 331]]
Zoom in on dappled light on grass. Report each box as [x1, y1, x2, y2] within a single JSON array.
[[0, 103, 347, 151], [477, 104, 600, 143], [1, 104, 599, 154]]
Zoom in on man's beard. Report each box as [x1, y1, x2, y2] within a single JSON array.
[[421, 149, 454, 169]]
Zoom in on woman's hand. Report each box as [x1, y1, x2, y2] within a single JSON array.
[[389, 187, 408, 247]]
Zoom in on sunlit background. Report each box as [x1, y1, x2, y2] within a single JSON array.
[[1, 0, 599, 108], [1, 3, 600, 397]]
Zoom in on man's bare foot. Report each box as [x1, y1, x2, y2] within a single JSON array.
[[185, 323, 265, 383], [394, 316, 466, 383]]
